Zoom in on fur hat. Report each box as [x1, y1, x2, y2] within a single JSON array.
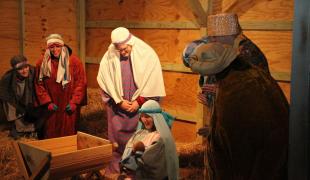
[[207, 13, 240, 36]]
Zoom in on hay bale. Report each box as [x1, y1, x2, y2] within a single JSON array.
[[78, 88, 107, 139], [177, 141, 206, 179], [176, 141, 205, 168]]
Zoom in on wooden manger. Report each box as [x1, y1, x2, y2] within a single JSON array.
[[12, 131, 113, 180]]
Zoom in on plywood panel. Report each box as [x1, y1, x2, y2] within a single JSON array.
[[161, 71, 200, 121], [211, 0, 293, 21], [24, 0, 78, 65], [243, 31, 292, 73], [86, 64, 99, 88], [87, 28, 201, 64], [86, 0, 196, 21], [0, 1, 19, 76]]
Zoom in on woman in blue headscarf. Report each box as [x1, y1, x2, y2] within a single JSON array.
[[120, 100, 179, 180]]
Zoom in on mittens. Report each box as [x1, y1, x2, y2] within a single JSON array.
[[65, 103, 77, 113], [47, 103, 58, 111]]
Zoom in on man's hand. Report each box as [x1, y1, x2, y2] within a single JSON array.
[[127, 100, 139, 113], [119, 100, 132, 111]]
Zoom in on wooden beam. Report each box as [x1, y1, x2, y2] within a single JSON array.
[[222, 0, 238, 13], [86, 20, 199, 29], [186, 0, 207, 26], [161, 63, 193, 73], [86, 57, 291, 82], [240, 20, 293, 31], [271, 71, 291, 82], [77, 0, 86, 66], [19, 0, 25, 55], [86, 20, 293, 31], [206, 0, 213, 15], [163, 108, 197, 122]]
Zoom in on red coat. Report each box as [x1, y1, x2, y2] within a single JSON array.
[[35, 55, 87, 138]]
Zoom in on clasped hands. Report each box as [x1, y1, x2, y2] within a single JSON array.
[[119, 100, 139, 113]]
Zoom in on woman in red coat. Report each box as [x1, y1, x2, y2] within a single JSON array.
[[35, 34, 87, 138]]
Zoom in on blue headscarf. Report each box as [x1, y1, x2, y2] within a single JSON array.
[[137, 100, 179, 180]]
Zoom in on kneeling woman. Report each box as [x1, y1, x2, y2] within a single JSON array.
[[120, 100, 179, 180]]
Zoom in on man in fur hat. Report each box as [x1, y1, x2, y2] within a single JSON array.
[[35, 34, 87, 139], [97, 27, 166, 175], [185, 13, 289, 180], [183, 13, 270, 74], [0, 55, 39, 139], [183, 13, 271, 110]]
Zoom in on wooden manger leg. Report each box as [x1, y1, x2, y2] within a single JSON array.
[[11, 141, 30, 179], [13, 141, 51, 180], [28, 155, 51, 180]]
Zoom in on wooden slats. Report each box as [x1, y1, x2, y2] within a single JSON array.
[[186, 0, 207, 26], [14, 132, 112, 179], [86, 20, 199, 29], [51, 145, 112, 178], [0, 1, 19, 76], [27, 135, 77, 155], [18, 0, 25, 55], [77, 0, 86, 66], [77, 131, 110, 150], [240, 20, 293, 31], [85, 20, 293, 31], [85, 57, 290, 82]]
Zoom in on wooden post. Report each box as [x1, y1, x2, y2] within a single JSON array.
[[289, 0, 310, 179], [77, 0, 86, 67], [19, 0, 25, 55]]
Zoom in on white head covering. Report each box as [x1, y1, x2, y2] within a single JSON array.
[[46, 33, 64, 46], [39, 34, 70, 86], [97, 27, 166, 103]]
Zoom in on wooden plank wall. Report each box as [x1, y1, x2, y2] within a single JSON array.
[[85, 0, 203, 122], [85, 0, 293, 123], [0, 0, 293, 124], [0, 1, 20, 76], [0, 0, 79, 75], [211, 0, 293, 100], [24, 0, 78, 65]]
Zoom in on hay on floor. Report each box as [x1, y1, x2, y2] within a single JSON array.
[[78, 88, 108, 139]]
